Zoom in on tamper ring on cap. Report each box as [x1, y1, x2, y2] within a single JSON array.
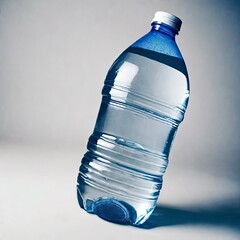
[[151, 11, 182, 32]]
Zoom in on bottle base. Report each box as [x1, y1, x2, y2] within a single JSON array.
[[77, 189, 134, 224], [94, 198, 131, 224], [77, 188, 154, 225]]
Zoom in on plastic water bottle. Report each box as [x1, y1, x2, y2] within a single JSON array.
[[77, 11, 189, 225]]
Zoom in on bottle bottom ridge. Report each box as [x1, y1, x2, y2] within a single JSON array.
[[77, 188, 155, 225]]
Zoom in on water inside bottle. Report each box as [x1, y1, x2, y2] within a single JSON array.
[[77, 47, 189, 225]]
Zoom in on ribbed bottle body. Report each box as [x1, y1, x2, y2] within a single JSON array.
[[77, 46, 189, 225]]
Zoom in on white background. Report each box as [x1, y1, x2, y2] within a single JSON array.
[[0, 0, 239, 239]]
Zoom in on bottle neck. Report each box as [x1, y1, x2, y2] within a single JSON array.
[[151, 22, 178, 38]]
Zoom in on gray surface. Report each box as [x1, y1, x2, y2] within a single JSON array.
[[0, 143, 239, 239], [0, 0, 240, 239]]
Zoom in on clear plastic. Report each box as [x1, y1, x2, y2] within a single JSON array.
[[77, 15, 189, 226]]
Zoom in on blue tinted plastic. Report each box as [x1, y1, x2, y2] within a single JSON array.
[[77, 22, 189, 225]]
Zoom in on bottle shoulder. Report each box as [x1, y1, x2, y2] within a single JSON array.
[[131, 30, 183, 60], [107, 29, 189, 82]]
